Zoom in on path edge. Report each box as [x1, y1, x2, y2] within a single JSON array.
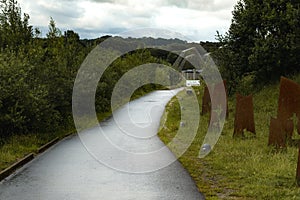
[[0, 134, 73, 182]]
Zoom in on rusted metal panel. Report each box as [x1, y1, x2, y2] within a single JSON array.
[[278, 77, 300, 121], [268, 117, 286, 149], [297, 144, 300, 186], [201, 86, 211, 115], [202, 80, 228, 118], [233, 94, 256, 137]]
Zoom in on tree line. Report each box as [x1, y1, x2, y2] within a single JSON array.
[[1, 0, 299, 142], [215, 0, 300, 94], [0, 0, 167, 142]]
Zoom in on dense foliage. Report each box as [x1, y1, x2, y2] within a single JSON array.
[[2, 0, 299, 143], [0, 0, 168, 142], [0, 0, 88, 139], [215, 0, 300, 94]]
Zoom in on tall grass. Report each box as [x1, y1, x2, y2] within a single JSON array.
[[158, 76, 300, 199], [0, 132, 66, 171]]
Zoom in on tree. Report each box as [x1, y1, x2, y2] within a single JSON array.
[[0, 0, 32, 50], [216, 0, 300, 92], [46, 17, 61, 39]]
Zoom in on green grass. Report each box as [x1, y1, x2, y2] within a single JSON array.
[[0, 86, 155, 173], [0, 129, 72, 172], [0, 110, 112, 172], [158, 78, 300, 199]]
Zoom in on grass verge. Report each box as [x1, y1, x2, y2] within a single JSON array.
[[0, 129, 72, 172], [0, 85, 158, 173], [0, 111, 112, 172], [158, 79, 300, 199]]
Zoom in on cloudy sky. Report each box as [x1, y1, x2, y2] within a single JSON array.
[[18, 0, 238, 42]]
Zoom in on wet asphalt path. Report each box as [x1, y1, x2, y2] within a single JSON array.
[[0, 89, 204, 200]]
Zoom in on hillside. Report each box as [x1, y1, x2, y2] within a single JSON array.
[[158, 74, 300, 199]]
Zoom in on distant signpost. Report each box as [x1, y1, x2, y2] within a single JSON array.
[[172, 47, 203, 88], [186, 80, 200, 87], [182, 69, 202, 87]]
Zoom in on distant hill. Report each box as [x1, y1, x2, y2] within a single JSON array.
[[80, 35, 220, 53], [80, 35, 220, 69]]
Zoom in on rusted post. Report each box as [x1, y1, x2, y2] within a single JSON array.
[[212, 80, 228, 118], [285, 119, 294, 142], [201, 86, 211, 115], [202, 80, 228, 117], [278, 77, 300, 120], [296, 143, 300, 186], [297, 117, 300, 135], [277, 77, 300, 141], [268, 117, 286, 149], [233, 94, 256, 137]]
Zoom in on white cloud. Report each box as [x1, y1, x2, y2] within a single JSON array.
[[187, 0, 238, 11], [18, 0, 237, 41]]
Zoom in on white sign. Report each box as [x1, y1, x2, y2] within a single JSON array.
[[186, 80, 200, 87]]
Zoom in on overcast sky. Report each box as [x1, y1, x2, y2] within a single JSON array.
[[18, 0, 238, 42]]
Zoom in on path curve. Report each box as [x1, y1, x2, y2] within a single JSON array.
[[0, 89, 204, 200]]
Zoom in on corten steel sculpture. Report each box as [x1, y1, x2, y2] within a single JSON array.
[[285, 119, 294, 140], [278, 77, 300, 121], [201, 86, 211, 115], [204, 81, 228, 131], [233, 94, 256, 137], [298, 117, 300, 135], [270, 77, 300, 145], [202, 80, 228, 117], [224, 80, 229, 118], [212, 80, 228, 118], [268, 117, 287, 149], [297, 144, 300, 186]]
